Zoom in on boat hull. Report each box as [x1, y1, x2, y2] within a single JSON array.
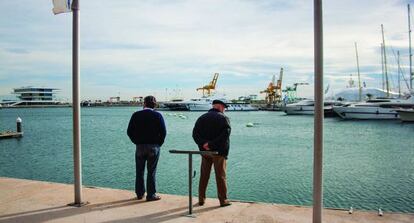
[[283, 105, 315, 115], [163, 102, 258, 111], [333, 106, 399, 120], [283, 106, 337, 116], [396, 110, 414, 122]]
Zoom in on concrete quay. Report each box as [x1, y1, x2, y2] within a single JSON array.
[[0, 177, 413, 223]]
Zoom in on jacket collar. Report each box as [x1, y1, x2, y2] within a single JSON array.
[[209, 108, 222, 113]]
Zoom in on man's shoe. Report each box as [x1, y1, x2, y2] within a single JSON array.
[[220, 200, 231, 207], [146, 195, 161, 202], [198, 201, 205, 206], [136, 193, 144, 200]]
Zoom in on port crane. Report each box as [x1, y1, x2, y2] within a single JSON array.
[[260, 68, 284, 106], [197, 73, 219, 97], [283, 82, 309, 103]]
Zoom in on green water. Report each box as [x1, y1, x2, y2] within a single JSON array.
[[0, 107, 413, 212]]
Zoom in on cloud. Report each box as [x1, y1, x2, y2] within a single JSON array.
[[0, 0, 412, 100]]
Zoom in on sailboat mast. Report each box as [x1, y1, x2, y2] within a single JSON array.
[[398, 51, 401, 97], [381, 43, 385, 91], [355, 42, 362, 101], [381, 24, 390, 97], [408, 4, 413, 90]]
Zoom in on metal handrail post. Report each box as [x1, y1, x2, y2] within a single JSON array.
[[188, 154, 193, 215], [169, 149, 218, 216]]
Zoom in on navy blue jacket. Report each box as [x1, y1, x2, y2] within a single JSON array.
[[192, 108, 231, 158], [127, 109, 166, 146]]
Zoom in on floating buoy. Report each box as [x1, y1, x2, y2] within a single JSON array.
[[378, 208, 383, 216], [246, 122, 254, 127], [348, 207, 353, 214]]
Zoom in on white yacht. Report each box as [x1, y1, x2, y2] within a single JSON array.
[[163, 97, 258, 111], [283, 99, 344, 116], [333, 97, 414, 120]]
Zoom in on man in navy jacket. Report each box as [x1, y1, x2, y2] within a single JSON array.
[[192, 99, 231, 207], [127, 96, 166, 201]]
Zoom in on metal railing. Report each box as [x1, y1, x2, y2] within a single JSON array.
[[169, 149, 218, 216]]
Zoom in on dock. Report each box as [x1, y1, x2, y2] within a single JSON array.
[[0, 131, 23, 139], [0, 177, 413, 223]]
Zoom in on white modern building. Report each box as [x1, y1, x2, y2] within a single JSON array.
[[1, 87, 65, 107]]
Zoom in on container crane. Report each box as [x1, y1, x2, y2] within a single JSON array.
[[197, 73, 219, 97], [260, 68, 284, 106], [283, 82, 309, 103]]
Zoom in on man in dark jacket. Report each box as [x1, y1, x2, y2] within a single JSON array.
[[192, 99, 231, 207], [127, 96, 166, 201]]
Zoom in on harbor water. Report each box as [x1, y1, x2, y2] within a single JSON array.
[[0, 107, 413, 213]]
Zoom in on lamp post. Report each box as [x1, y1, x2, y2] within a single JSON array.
[[313, 0, 324, 223]]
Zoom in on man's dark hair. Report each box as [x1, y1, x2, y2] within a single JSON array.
[[144, 95, 157, 108]]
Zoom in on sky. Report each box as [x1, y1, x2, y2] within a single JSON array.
[[0, 0, 413, 101]]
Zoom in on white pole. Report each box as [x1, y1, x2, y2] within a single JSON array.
[[381, 43, 385, 91], [355, 42, 362, 101], [398, 51, 401, 97], [313, 0, 324, 223], [72, 0, 83, 206], [381, 24, 390, 97]]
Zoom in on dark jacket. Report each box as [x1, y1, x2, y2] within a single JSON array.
[[192, 108, 231, 158], [127, 109, 167, 146]]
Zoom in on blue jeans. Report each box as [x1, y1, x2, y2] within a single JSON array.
[[135, 144, 160, 199]]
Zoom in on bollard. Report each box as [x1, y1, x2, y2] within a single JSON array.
[[16, 117, 22, 133]]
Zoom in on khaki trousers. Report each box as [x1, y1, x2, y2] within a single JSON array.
[[198, 154, 227, 205]]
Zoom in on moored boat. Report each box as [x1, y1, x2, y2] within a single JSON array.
[[163, 96, 258, 111], [396, 109, 414, 122], [283, 99, 343, 116], [333, 97, 414, 120]]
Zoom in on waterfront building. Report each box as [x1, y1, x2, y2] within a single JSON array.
[[0, 87, 65, 107]]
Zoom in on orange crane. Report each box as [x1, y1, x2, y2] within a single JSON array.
[[260, 68, 284, 106], [197, 73, 219, 97]]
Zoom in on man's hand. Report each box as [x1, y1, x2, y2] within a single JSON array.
[[202, 142, 210, 150]]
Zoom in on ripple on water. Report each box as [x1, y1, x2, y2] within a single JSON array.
[[0, 108, 413, 212]]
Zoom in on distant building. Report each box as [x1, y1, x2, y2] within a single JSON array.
[[13, 87, 58, 101], [1, 87, 64, 107]]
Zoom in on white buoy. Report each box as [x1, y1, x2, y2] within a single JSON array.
[[348, 207, 353, 214], [378, 208, 383, 216], [246, 122, 254, 127]]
